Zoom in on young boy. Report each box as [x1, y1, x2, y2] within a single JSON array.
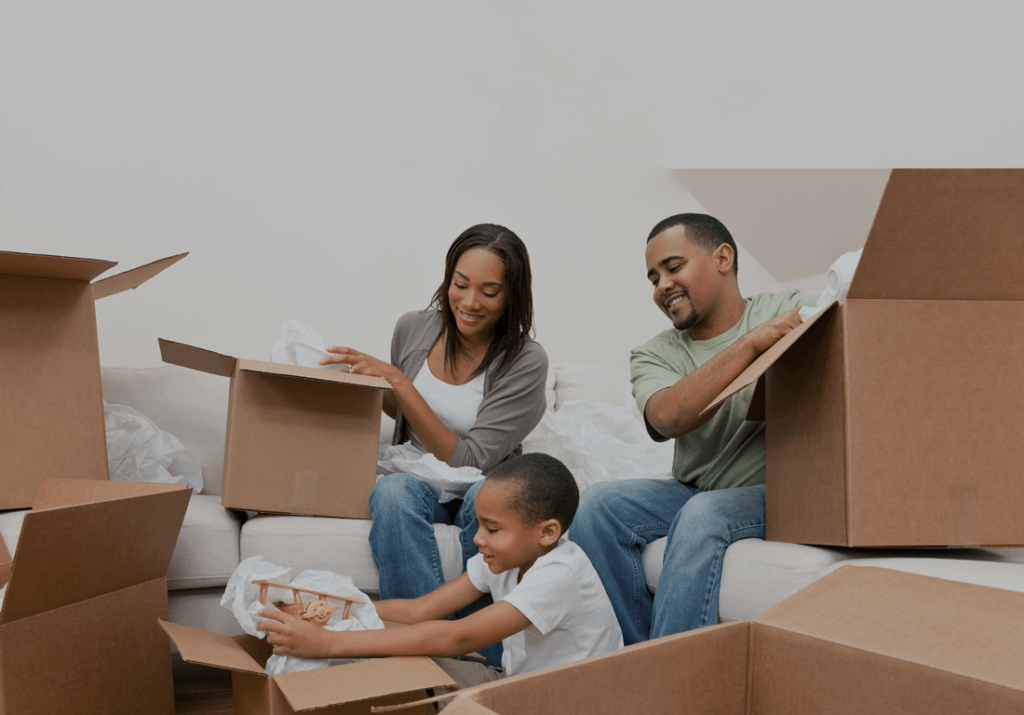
[[258, 453, 623, 676]]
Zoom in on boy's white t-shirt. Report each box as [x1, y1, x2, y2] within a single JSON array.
[[466, 538, 623, 676]]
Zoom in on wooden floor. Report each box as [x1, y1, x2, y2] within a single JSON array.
[[174, 662, 234, 715]]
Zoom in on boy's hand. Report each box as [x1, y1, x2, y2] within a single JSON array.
[[257, 608, 332, 658]]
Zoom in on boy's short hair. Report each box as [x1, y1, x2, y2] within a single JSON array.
[[486, 453, 579, 533]]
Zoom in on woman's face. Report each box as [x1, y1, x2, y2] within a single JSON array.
[[448, 247, 508, 343]]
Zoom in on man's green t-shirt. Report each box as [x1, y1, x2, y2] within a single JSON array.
[[630, 290, 814, 491]]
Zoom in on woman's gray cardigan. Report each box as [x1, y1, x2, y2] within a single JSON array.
[[389, 310, 549, 473]]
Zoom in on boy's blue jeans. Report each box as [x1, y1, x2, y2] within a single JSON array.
[[569, 479, 766, 645], [368, 473, 502, 667]]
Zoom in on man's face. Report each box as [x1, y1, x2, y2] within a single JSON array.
[[645, 225, 719, 332]]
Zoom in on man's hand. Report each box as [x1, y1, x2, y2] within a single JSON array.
[[257, 608, 333, 658], [745, 308, 803, 355]]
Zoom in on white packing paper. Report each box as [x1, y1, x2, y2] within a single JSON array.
[[525, 400, 675, 492], [104, 401, 204, 493], [799, 248, 864, 321], [377, 442, 484, 503], [221, 556, 384, 675], [271, 319, 350, 371]]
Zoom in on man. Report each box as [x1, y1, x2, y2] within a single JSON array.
[[569, 213, 813, 644]]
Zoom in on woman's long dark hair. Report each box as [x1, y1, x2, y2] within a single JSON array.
[[428, 223, 534, 380]]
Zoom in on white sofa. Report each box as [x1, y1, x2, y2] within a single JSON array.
[[3, 362, 1023, 639]]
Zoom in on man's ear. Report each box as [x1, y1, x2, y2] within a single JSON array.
[[537, 518, 562, 546], [713, 243, 735, 275]]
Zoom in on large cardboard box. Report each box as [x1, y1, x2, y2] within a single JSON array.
[[708, 169, 1024, 547], [0, 250, 187, 510], [441, 566, 1024, 715], [161, 620, 456, 715], [158, 338, 393, 518], [0, 479, 191, 715]]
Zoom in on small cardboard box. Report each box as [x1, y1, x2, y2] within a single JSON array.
[[161, 620, 456, 715], [158, 338, 393, 518], [708, 169, 1024, 547], [441, 566, 1024, 715], [0, 479, 191, 715], [0, 250, 187, 510]]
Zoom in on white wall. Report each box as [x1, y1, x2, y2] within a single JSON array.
[[2, 2, 1022, 369]]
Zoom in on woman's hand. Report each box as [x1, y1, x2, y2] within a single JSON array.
[[322, 347, 401, 385], [256, 608, 333, 658]]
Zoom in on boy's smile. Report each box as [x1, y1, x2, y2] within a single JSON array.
[[473, 480, 551, 578]]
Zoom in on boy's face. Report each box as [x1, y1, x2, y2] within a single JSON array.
[[473, 480, 554, 576]]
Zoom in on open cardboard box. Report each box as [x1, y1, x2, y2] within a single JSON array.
[[161, 620, 456, 715], [0, 249, 187, 510], [0, 479, 191, 715], [440, 565, 1024, 715], [158, 338, 393, 518], [707, 169, 1024, 547]]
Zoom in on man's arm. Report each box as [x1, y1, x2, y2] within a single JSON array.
[[645, 309, 803, 440], [257, 573, 531, 659]]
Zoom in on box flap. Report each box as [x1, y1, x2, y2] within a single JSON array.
[[703, 302, 837, 416], [159, 620, 266, 675], [159, 338, 237, 377], [849, 169, 1024, 301], [0, 481, 190, 624], [31, 478, 187, 511], [754, 566, 1024, 692], [275, 657, 455, 711], [0, 249, 116, 282], [237, 358, 393, 390], [92, 252, 188, 299], [0, 532, 11, 587]]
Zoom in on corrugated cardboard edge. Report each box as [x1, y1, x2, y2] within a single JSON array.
[[0, 250, 117, 282], [703, 302, 838, 416], [159, 338, 237, 377], [92, 252, 188, 300], [275, 656, 456, 712], [159, 620, 267, 675], [841, 307, 853, 546], [236, 358, 393, 390], [31, 478, 188, 511], [0, 533, 11, 587]]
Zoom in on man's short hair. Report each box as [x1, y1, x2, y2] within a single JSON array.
[[647, 213, 739, 275], [486, 453, 579, 533]]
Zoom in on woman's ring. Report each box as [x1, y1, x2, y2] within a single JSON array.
[[348, 365, 354, 374]]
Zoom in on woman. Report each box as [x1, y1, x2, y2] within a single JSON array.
[[321, 223, 548, 665]]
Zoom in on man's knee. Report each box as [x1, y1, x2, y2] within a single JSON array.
[[675, 487, 765, 537]]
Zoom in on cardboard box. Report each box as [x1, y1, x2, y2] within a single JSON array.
[[441, 566, 1024, 715], [0, 479, 191, 715], [0, 250, 187, 510], [158, 338, 393, 518], [161, 620, 456, 715], [708, 169, 1024, 547]]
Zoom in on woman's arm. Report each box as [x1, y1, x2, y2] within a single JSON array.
[[322, 345, 461, 462]]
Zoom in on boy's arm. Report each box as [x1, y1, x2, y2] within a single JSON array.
[[258, 577, 531, 659], [374, 572, 485, 624], [644, 309, 803, 439]]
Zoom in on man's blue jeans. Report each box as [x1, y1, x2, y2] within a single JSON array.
[[569, 479, 765, 645], [368, 473, 502, 666]]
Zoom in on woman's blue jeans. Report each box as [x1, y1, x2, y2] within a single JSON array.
[[569, 479, 766, 645], [368, 473, 502, 667]]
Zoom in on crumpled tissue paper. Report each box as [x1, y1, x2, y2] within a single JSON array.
[[104, 402, 203, 492], [525, 400, 674, 492], [221, 556, 383, 675], [271, 319, 350, 371], [378, 443, 484, 503]]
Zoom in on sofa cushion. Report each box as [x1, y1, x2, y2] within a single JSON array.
[[239, 514, 464, 596], [642, 536, 1024, 623], [167, 494, 245, 591], [550, 361, 632, 412]]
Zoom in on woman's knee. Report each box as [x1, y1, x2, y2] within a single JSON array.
[[369, 472, 427, 515]]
